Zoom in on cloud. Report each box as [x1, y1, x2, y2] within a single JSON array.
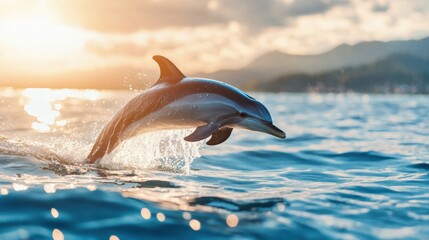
[[85, 41, 149, 57], [219, 0, 289, 31], [49, 0, 349, 33], [372, 2, 390, 12], [287, 0, 349, 16], [50, 0, 225, 33], [82, 24, 254, 73]]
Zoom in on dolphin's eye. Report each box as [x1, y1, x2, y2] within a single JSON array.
[[240, 112, 248, 117]]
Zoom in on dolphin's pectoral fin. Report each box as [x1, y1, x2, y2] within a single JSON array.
[[206, 128, 233, 145], [184, 123, 218, 142]]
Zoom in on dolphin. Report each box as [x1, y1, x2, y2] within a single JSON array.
[[85, 55, 285, 163]]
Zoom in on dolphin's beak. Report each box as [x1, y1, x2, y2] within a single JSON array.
[[244, 118, 286, 139], [259, 121, 286, 139]]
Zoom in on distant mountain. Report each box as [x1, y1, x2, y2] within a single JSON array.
[[257, 54, 429, 94], [202, 37, 429, 88]]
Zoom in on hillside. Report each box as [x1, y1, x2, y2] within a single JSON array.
[[257, 54, 429, 94], [203, 37, 429, 88]]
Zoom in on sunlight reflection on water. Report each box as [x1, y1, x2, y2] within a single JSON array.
[[20, 88, 100, 132]]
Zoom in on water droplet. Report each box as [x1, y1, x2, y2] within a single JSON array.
[[44, 184, 56, 194], [277, 203, 285, 212], [141, 208, 151, 219], [156, 213, 166, 222], [226, 214, 239, 228], [52, 229, 64, 240], [189, 219, 201, 231], [109, 235, 120, 240], [12, 183, 28, 191], [51, 208, 59, 218], [0, 188, 8, 195], [182, 212, 191, 220]]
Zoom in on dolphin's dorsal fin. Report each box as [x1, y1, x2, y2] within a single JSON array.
[[153, 55, 185, 85]]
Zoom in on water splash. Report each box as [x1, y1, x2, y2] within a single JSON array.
[[1, 128, 203, 174], [0, 137, 64, 162], [98, 129, 203, 174]]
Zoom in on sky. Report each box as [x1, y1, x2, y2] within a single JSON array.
[[0, 0, 428, 84]]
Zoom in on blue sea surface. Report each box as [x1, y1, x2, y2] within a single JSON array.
[[0, 88, 428, 239]]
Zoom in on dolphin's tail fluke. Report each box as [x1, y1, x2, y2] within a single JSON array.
[[85, 151, 102, 164], [85, 135, 115, 164]]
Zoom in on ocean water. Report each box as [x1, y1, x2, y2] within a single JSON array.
[[0, 88, 428, 240]]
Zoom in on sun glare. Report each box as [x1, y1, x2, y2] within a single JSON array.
[[0, 4, 86, 73]]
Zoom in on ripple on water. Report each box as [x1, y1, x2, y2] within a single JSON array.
[[188, 196, 287, 212], [408, 163, 429, 171], [211, 150, 328, 171], [343, 185, 399, 195], [303, 150, 398, 162], [281, 171, 342, 183]]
